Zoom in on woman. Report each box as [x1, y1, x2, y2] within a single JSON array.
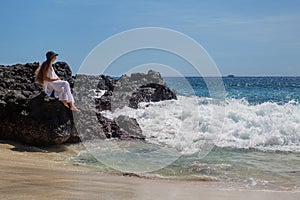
[[35, 51, 79, 112]]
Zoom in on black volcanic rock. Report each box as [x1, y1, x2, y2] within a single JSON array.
[[0, 62, 176, 145], [97, 75, 117, 91], [94, 70, 176, 111], [73, 70, 176, 142], [27, 93, 75, 145], [95, 91, 112, 111], [115, 115, 144, 139], [0, 62, 77, 145], [96, 113, 145, 140], [129, 83, 177, 109]]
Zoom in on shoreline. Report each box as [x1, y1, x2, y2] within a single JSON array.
[[1, 140, 299, 200]]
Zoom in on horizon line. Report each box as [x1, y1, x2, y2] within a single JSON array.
[[75, 73, 300, 78], [1, 62, 299, 77]]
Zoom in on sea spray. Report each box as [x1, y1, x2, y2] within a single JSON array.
[[102, 96, 224, 156], [102, 96, 300, 153], [217, 98, 300, 151]]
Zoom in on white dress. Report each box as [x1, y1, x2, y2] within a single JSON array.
[[43, 66, 75, 103]]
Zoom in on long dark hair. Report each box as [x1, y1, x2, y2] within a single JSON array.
[[35, 60, 51, 84]]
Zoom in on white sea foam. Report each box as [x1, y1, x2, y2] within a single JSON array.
[[102, 95, 300, 153], [102, 95, 223, 156], [89, 89, 106, 98], [217, 98, 300, 152]]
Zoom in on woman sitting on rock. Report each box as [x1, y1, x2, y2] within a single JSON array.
[[35, 51, 79, 112]]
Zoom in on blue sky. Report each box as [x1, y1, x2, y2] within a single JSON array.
[[0, 0, 300, 76]]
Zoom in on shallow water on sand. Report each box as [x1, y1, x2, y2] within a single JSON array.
[[73, 140, 300, 191], [1, 140, 299, 195], [1, 141, 299, 200]]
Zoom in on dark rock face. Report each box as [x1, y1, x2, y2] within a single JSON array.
[[95, 91, 112, 111], [97, 75, 117, 91], [129, 83, 177, 109], [115, 115, 144, 140], [0, 62, 77, 146], [27, 93, 76, 145], [95, 70, 176, 111], [96, 114, 144, 140], [0, 63, 41, 97]]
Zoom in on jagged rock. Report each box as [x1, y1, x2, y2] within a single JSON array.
[[97, 75, 117, 91], [68, 109, 106, 142], [129, 83, 177, 109], [115, 115, 144, 139], [95, 70, 176, 111], [96, 113, 145, 140]]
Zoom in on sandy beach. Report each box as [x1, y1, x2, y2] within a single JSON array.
[[1, 0, 300, 199], [0, 141, 299, 200]]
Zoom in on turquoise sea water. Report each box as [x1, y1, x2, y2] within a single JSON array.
[[166, 76, 300, 104], [73, 76, 300, 191]]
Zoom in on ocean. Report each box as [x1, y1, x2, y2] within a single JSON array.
[[73, 76, 300, 191]]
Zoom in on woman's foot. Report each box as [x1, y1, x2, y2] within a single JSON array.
[[69, 102, 80, 112], [70, 106, 80, 112], [62, 101, 69, 108]]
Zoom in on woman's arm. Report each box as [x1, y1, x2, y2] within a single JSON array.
[[44, 77, 60, 81]]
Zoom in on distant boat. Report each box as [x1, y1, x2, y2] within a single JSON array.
[[227, 75, 235, 78]]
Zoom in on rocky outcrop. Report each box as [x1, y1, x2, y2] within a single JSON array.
[[74, 70, 177, 142], [0, 62, 177, 146], [0, 62, 77, 146], [72, 70, 176, 142], [95, 70, 176, 111]]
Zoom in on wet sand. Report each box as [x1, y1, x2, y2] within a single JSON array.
[[0, 141, 299, 200]]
